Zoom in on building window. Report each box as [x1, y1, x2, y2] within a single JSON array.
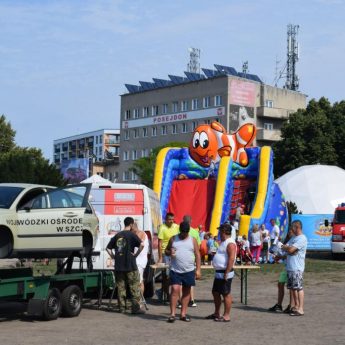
[[152, 126, 157, 137], [152, 105, 159, 116], [162, 103, 168, 114], [99, 135, 103, 144], [192, 121, 198, 131], [143, 106, 149, 117], [264, 123, 273, 130], [182, 123, 187, 133], [132, 172, 138, 181], [133, 129, 138, 138], [214, 95, 222, 106], [203, 96, 210, 108], [143, 128, 148, 137], [96, 136, 99, 144], [181, 100, 188, 111], [204, 119, 211, 124], [265, 100, 274, 108], [161, 125, 167, 135], [132, 150, 137, 160], [134, 108, 140, 119], [192, 99, 199, 110], [172, 101, 178, 113], [124, 130, 129, 140], [123, 151, 129, 161], [125, 109, 131, 120], [123, 171, 130, 181], [172, 124, 177, 134]]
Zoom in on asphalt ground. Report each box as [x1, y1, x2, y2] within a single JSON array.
[[0, 258, 344, 345]]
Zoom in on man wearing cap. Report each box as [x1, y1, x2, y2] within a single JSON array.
[[206, 223, 237, 322], [165, 221, 201, 322]]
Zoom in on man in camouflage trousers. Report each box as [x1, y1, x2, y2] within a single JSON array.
[[106, 217, 144, 314]]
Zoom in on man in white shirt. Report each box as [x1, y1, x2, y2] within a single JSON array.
[[270, 219, 280, 246], [281, 220, 308, 316]]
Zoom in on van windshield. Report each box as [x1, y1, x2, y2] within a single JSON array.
[[334, 210, 345, 224]]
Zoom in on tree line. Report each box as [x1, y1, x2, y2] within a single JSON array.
[[0, 115, 65, 185]]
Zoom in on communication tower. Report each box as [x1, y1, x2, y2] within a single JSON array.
[[242, 61, 248, 78], [187, 47, 201, 74], [285, 24, 299, 91]]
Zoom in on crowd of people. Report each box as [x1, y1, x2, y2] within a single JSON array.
[[105, 212, 307, 321]]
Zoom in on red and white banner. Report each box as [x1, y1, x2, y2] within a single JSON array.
[[230, 80, 256, 107]]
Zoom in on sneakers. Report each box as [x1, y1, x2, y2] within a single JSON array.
[[131, 307, 146, 314], [283, 304, 292, 313], [188, 300, 197, 307], [268, 303, 282, 312]]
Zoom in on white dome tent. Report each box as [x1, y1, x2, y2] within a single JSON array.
[[275, 165, 345, 214]]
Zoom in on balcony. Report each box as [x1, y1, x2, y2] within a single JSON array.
[[256, 129, 281, 142], [105, 139, 120, 145], [256, 106, 289, 119]]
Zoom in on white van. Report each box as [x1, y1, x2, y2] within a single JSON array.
[[74, 182, 162, 296]]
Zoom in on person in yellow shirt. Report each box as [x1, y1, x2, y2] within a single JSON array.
[[157, 213, 179, 302], [158, 212, 179, 264]]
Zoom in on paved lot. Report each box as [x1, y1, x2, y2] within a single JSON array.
[[0, 260, 345, 345]]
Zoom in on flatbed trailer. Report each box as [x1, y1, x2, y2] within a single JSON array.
[[0, 267, 114, 320]]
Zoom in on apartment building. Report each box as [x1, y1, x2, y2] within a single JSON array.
[[53, 129, 120, 182]]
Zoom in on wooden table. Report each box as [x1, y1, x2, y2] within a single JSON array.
[[151, 264, 260, 305]]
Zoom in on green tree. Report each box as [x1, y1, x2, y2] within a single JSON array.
[[273, 98, 338, 177], [130, 142, 188, 188], [286, 201, 302, 224], [0, 114, 65, 185], [329, 100, 345, 168], [0, 147, 65, 185], [0, 114, 16, 153]]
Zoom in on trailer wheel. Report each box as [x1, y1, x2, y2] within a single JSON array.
[[61, 285, 83, 317], [42, 288, 61, 321]]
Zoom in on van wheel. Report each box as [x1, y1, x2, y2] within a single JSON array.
[[0, 228, 13, 258], [61, 285, 83, 317], [42, 288, 61, 321]]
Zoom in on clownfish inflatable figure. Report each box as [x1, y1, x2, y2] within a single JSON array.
[[189, 121, 256, 167]]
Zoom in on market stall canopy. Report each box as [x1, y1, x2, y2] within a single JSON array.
[[275, 165, 345, 214]]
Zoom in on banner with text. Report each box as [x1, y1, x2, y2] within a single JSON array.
[[291, 214, 333, 251]]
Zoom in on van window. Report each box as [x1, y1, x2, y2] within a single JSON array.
[[334, 210, 345, 224]]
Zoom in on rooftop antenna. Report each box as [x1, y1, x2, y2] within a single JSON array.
[[242, 61, 248, 78], [285, 24, 300, 91], [187, 47, 201, 74]]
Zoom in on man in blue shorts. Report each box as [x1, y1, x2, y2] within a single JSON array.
[[164, 221, 201, 322], [282, 220, 307, 316]]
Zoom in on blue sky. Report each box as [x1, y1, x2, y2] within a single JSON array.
[[1, 0, 345, 160]]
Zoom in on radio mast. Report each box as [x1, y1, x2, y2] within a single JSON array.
[[285, 24, 300, 91], [187, 47, 201, 74]]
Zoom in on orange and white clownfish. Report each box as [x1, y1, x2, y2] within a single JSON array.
[[189, 121, 256, 167]]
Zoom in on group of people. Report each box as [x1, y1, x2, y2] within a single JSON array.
[[236, 219, 281, 264], [105, 213, 308, 321], [160, 214, 236, 323]]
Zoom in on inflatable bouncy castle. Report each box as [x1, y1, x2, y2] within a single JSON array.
[[153, 121, 288, 238]]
